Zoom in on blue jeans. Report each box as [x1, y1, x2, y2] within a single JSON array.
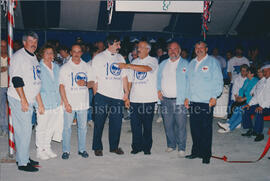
[[62, 109, 88, 153], [161, 98, 187, 151], [87, 89, 93, 122], [227, 106, 244, 131], [130, 102, 155, 152], [0, 88, 8, 133], [8, 96, 34, 166]]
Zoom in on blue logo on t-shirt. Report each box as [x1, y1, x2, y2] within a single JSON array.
[[233, 65, 241, 74], [36, 65, 41, 80], [110, 63, 121, 76], [136, 71, 147, 80], [75, 72, 87, 83]]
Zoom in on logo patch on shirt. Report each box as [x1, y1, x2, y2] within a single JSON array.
[[36, 65, 41, 79], [182, 68, 186, 73], [110, 63, 121, 76], [75, 72, 87, 83], [202, 66, 209, 72], [136, 71, 147, 80]]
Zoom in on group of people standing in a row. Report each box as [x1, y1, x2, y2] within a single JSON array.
[[5, 31, 269, 173]]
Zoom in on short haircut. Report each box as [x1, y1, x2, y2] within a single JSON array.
[[167, 41, 181, 50], [38, 44, 57, 58], [59, 45, 69, 52], [22, 31, 39, 42], [194, 41, 208, 48], [71, 43, 82, 50], [240, 64, 249, 71], [140, 41, 151, 51], [248, 66, 257, 76], [105, 35, 120, 47], [235, 45, 243, 51]]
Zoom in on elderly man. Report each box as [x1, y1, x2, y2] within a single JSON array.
[[184, 41, 223, 164], [118, 41, 158, 155], [242, 64, 270, 142], [0, 40, 9, 136], [59, 44, 94, 159], [157, 42, 189, 157], [7, 32, 42, 172], [91, 35, 129, 156]]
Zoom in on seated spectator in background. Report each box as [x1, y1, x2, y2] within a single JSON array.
[[241, 64, 270, 142], [227, 64, 249, 118], [227, 45, 250, 83], [58, 46, 70, 66], [36, 44, 62, 160], [218, 66, 258, 133]]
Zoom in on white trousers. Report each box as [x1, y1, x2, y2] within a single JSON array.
[[36, 106, 63, 151]]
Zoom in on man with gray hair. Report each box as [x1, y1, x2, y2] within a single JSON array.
[[118, 41, 158, 155], [7, 31, 42, 172]]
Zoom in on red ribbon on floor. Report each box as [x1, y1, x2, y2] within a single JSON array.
[[212, 128, 270, 163]]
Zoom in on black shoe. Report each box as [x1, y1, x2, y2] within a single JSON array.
[[29, 158, 39, 166], [94, 150, 103, 156], [144, 151, 151, 155], [62, 152, 70, 159], [78, 151, 89, 158], [202, 157, 210, 164], [131, 150, 142, 154], [241, 129, 253, 137], [18, 163, 39, 172], [254, 134, 264, 142], [110, 148, 124, 155], [185, 154, 200, 159]]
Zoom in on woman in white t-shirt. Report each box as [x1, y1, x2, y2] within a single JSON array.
[[36, 45, 62, 160]]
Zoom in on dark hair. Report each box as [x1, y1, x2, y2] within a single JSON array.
[[247, 66, 257, 76], [240, 64, 249, 71], [105, 35, 120, 47], [71, 43, 82, 50], [167, 41, 181, 50], [194, 41, 208, 48], [235, 45, 243, 51], [59, 45, 69, 52]]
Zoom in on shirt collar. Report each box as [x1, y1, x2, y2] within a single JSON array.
[[105, 49, 117, 57], [196, 54, 208, 63], [139, 55, 150, 61], [24, 48, 35, 57]]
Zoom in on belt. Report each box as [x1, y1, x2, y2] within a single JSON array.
[[163, 97, 176, 100]]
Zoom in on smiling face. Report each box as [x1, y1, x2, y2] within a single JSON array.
[[137, 41, 150, 59], [23, 36, 38, 54], [108, 41, 121, 54], [43, 48, 54, 63], [263, 68, 270, 78], [195, 42, 208, 60], [168, 42, 181, 61]]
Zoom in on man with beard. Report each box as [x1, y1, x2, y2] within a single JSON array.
[[157, 42, 189, 157], [184, 41, 223, 164], [7, 31, 42, 172], [118, 41, 158, 155], [91, 35, 129, 156]]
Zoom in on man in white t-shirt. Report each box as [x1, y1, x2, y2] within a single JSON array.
[[7, 32, 43, 172], [227, 46, 250, 83], [118, 41, 158, 155], [91, 35, 129, 156], [59, 44, 94, 160], [0, 40, 8, 136]]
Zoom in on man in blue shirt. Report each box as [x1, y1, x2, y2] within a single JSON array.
[[184, 41, 223, 164]]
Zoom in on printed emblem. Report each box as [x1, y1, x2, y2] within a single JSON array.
[[36, 65, 41, 79], [233, 65, 241, 74], [136, 71, 147, 80], [110, 63, 121, 76], [202, 66, 209, 72], [75, 72, 87, 83]]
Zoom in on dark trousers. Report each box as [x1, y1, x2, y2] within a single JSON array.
[[189, 102, 213, 159], [92, 93, 124, 151], [242, 104, 270, 134], [130, 102, 155, 152]]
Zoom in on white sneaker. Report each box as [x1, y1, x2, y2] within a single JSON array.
[[88, 121, 94, 128], [165, 147, 175, 153], [217, 122, 230, 130], [37, 150, 50, 160], [218, 128, 230, 133], [236, 124, 241, 129], [178, 150, 186, 158], [46, 149, 57, 158], [156, 117, 163, 123]]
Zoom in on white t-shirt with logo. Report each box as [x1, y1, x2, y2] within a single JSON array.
[[161, 58, 179, 98], [227, 56, 249, 82], [128, 56, 158, 103], [0, 56, 8, 88], [7, 48, 41, 103], [91, 49, 127, 100], [59, 59, 94, 111]]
